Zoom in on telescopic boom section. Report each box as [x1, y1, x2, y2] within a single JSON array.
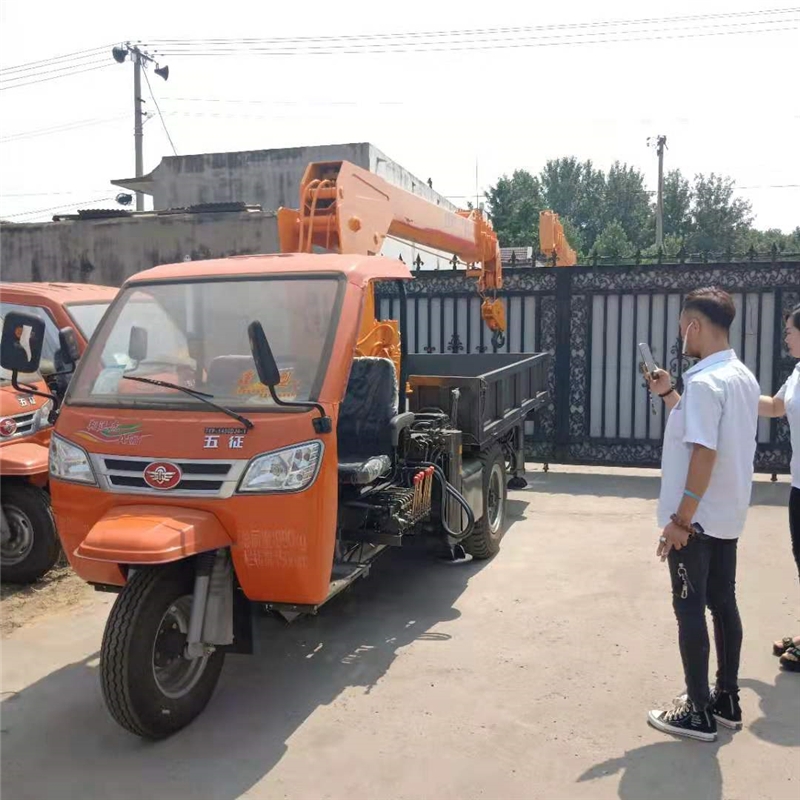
[[539, 210, 577, 267], [277, 161, 506, 361]]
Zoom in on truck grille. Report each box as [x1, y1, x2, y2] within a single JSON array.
[[0, 410, 37, 440], [90, 454, 249, 498], [11, 412, 36, 436]]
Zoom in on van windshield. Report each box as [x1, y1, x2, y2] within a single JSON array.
[[67, 277, 342, 409], [64, 301, 113, 341]]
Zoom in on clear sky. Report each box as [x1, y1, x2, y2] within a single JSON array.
[[1, 0, 798, 230]]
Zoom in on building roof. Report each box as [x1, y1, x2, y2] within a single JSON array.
[[0, 282, 119, 303], [126, 252, 412, 288]]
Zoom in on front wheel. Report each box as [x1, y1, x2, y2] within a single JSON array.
[[100, 563, 226, 740], [1, 483, 60, 584], [463, 446, 508, 560]]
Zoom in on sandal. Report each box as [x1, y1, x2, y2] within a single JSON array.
[[772, 636, 800, 657], [779, 646, 800, 672]]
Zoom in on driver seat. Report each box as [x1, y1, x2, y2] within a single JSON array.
[[337, 357, 400, 485]]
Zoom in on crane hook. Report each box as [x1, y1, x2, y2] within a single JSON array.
[[491, 330, 506, 350]]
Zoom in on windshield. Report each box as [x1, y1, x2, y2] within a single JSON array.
[[65, 302, 112, 341], [67, 277, 343, 410]]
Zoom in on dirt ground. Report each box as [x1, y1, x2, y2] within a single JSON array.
[[1, 465, 798, 800], [0, 563, 93, 637]]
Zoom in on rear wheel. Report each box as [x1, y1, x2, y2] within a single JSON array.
[[100, 563, 226, 740], [1, 483, 59, 584], [463, 446, 508, 560]]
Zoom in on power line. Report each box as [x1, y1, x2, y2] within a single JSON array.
[[0, 114, 129, 143], [149, 7, 798, 47], [0, 57, 109, 84], [149, 11, 799, 55], [2, 197, 117, 220], [142, 64, 177, 156], [0, 62, 114, 91], [0, 44, 111, 75], [153, 24, 800, 56], [161, 96, 403, 106]]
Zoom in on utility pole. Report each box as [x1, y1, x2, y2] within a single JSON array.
[[654, 134, 667, 250], [112, 43, 170, 212], [132, 49, 144, 211]]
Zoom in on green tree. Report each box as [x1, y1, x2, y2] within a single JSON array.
[[539, 157, 606, 250], [662, 169, 693, 240], [686, 173, 753, 253], [484, 169, 543, 247], [603, 161, 653, 248], [594, 220, 634, 260]]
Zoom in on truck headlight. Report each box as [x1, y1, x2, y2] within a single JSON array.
[[237, 441, 323, 494], [34, 400, 54, 431], [49, 434, 97, 485]]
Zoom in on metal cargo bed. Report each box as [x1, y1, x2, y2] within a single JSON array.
[[405, 353, 550, 449]]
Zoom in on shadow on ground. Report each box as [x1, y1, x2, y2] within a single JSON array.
[[522, 469, 790, 507], [741, 673, 800, 747], [578, 737, 728, 800], [0, 539, 501, 800]]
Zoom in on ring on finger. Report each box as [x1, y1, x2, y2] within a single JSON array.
[[659, 535, 667, 543]]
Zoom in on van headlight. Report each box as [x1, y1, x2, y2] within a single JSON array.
[[49, 434, 97, 485], [34, 400, 54, 431], [237, 441, 323, 493]]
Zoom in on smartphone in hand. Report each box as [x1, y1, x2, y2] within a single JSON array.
[[638, 342, 658, 379]]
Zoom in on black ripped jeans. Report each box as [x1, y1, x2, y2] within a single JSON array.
[[668, 532, 742, 709], [790, 488, 800, 583]]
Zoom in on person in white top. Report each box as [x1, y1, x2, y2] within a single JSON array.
[[758, 303, 800, 672], [645, 287, 760, 742]]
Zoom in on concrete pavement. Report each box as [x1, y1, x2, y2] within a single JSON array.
[[2, 466, 798, 800]]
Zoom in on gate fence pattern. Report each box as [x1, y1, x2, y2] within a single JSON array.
[[376, 261, 800, 472]]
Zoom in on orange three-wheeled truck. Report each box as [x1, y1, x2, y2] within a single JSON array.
[[0, 162, 549, 738], [0, 282, 118, 582]]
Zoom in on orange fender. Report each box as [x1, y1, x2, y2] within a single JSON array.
[[0, 442, 49, 479], [74, 505, 232, 565]]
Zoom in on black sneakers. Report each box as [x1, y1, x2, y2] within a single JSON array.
[[648, 699, 718, 742], [709, 688, 743, 730]]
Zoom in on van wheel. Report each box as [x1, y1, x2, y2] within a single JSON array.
[[463, 446, 508, 560], [100, 564, 226, 740], [1, 483, 59, 584]]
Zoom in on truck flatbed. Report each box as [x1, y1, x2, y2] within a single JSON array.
[[405, 352, 549, 449]]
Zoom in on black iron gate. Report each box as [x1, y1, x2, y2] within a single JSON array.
[[376, 260, 800, 472]]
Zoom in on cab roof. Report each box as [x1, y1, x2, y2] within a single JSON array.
[[0, 282, 119, 303], [125, 253, 413, 288]]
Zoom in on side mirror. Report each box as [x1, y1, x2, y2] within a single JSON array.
[[247, 321, 281, 387], [58, 327, 80, 367], [1, 312, 45, 374], [128, 325, 148, 362]]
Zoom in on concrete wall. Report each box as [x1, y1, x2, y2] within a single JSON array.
[[119, 142, 456, 218], [145, 143, 374, 212], [1, 142, 463, 284], [1, 211, 279, 286]]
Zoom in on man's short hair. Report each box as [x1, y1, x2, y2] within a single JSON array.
[[683, 287, 736, 332]]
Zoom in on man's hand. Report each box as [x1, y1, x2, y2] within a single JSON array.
[[657, 521, 691, 561], [646, 368, 673, 397]]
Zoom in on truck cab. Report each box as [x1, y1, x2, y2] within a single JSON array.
[[0, 282, 118, 583]]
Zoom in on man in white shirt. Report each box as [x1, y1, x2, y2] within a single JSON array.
[[646, 287, 760, 742]]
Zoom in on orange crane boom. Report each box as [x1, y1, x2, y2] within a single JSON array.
[[539, 210, 577, 267], [277, 161, 506, 369]]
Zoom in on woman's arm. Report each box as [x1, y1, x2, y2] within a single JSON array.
[[759, 395, 786, 418]]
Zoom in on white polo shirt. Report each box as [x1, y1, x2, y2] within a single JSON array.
[[657, 349, 760, 539], [776, 363, 800, 489]]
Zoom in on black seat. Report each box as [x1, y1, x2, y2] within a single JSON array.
[[337, 357, 398, 485]]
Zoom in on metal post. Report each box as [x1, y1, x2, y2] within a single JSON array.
[[655, 135, 667, 250], [133, 49, 144, 211]]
